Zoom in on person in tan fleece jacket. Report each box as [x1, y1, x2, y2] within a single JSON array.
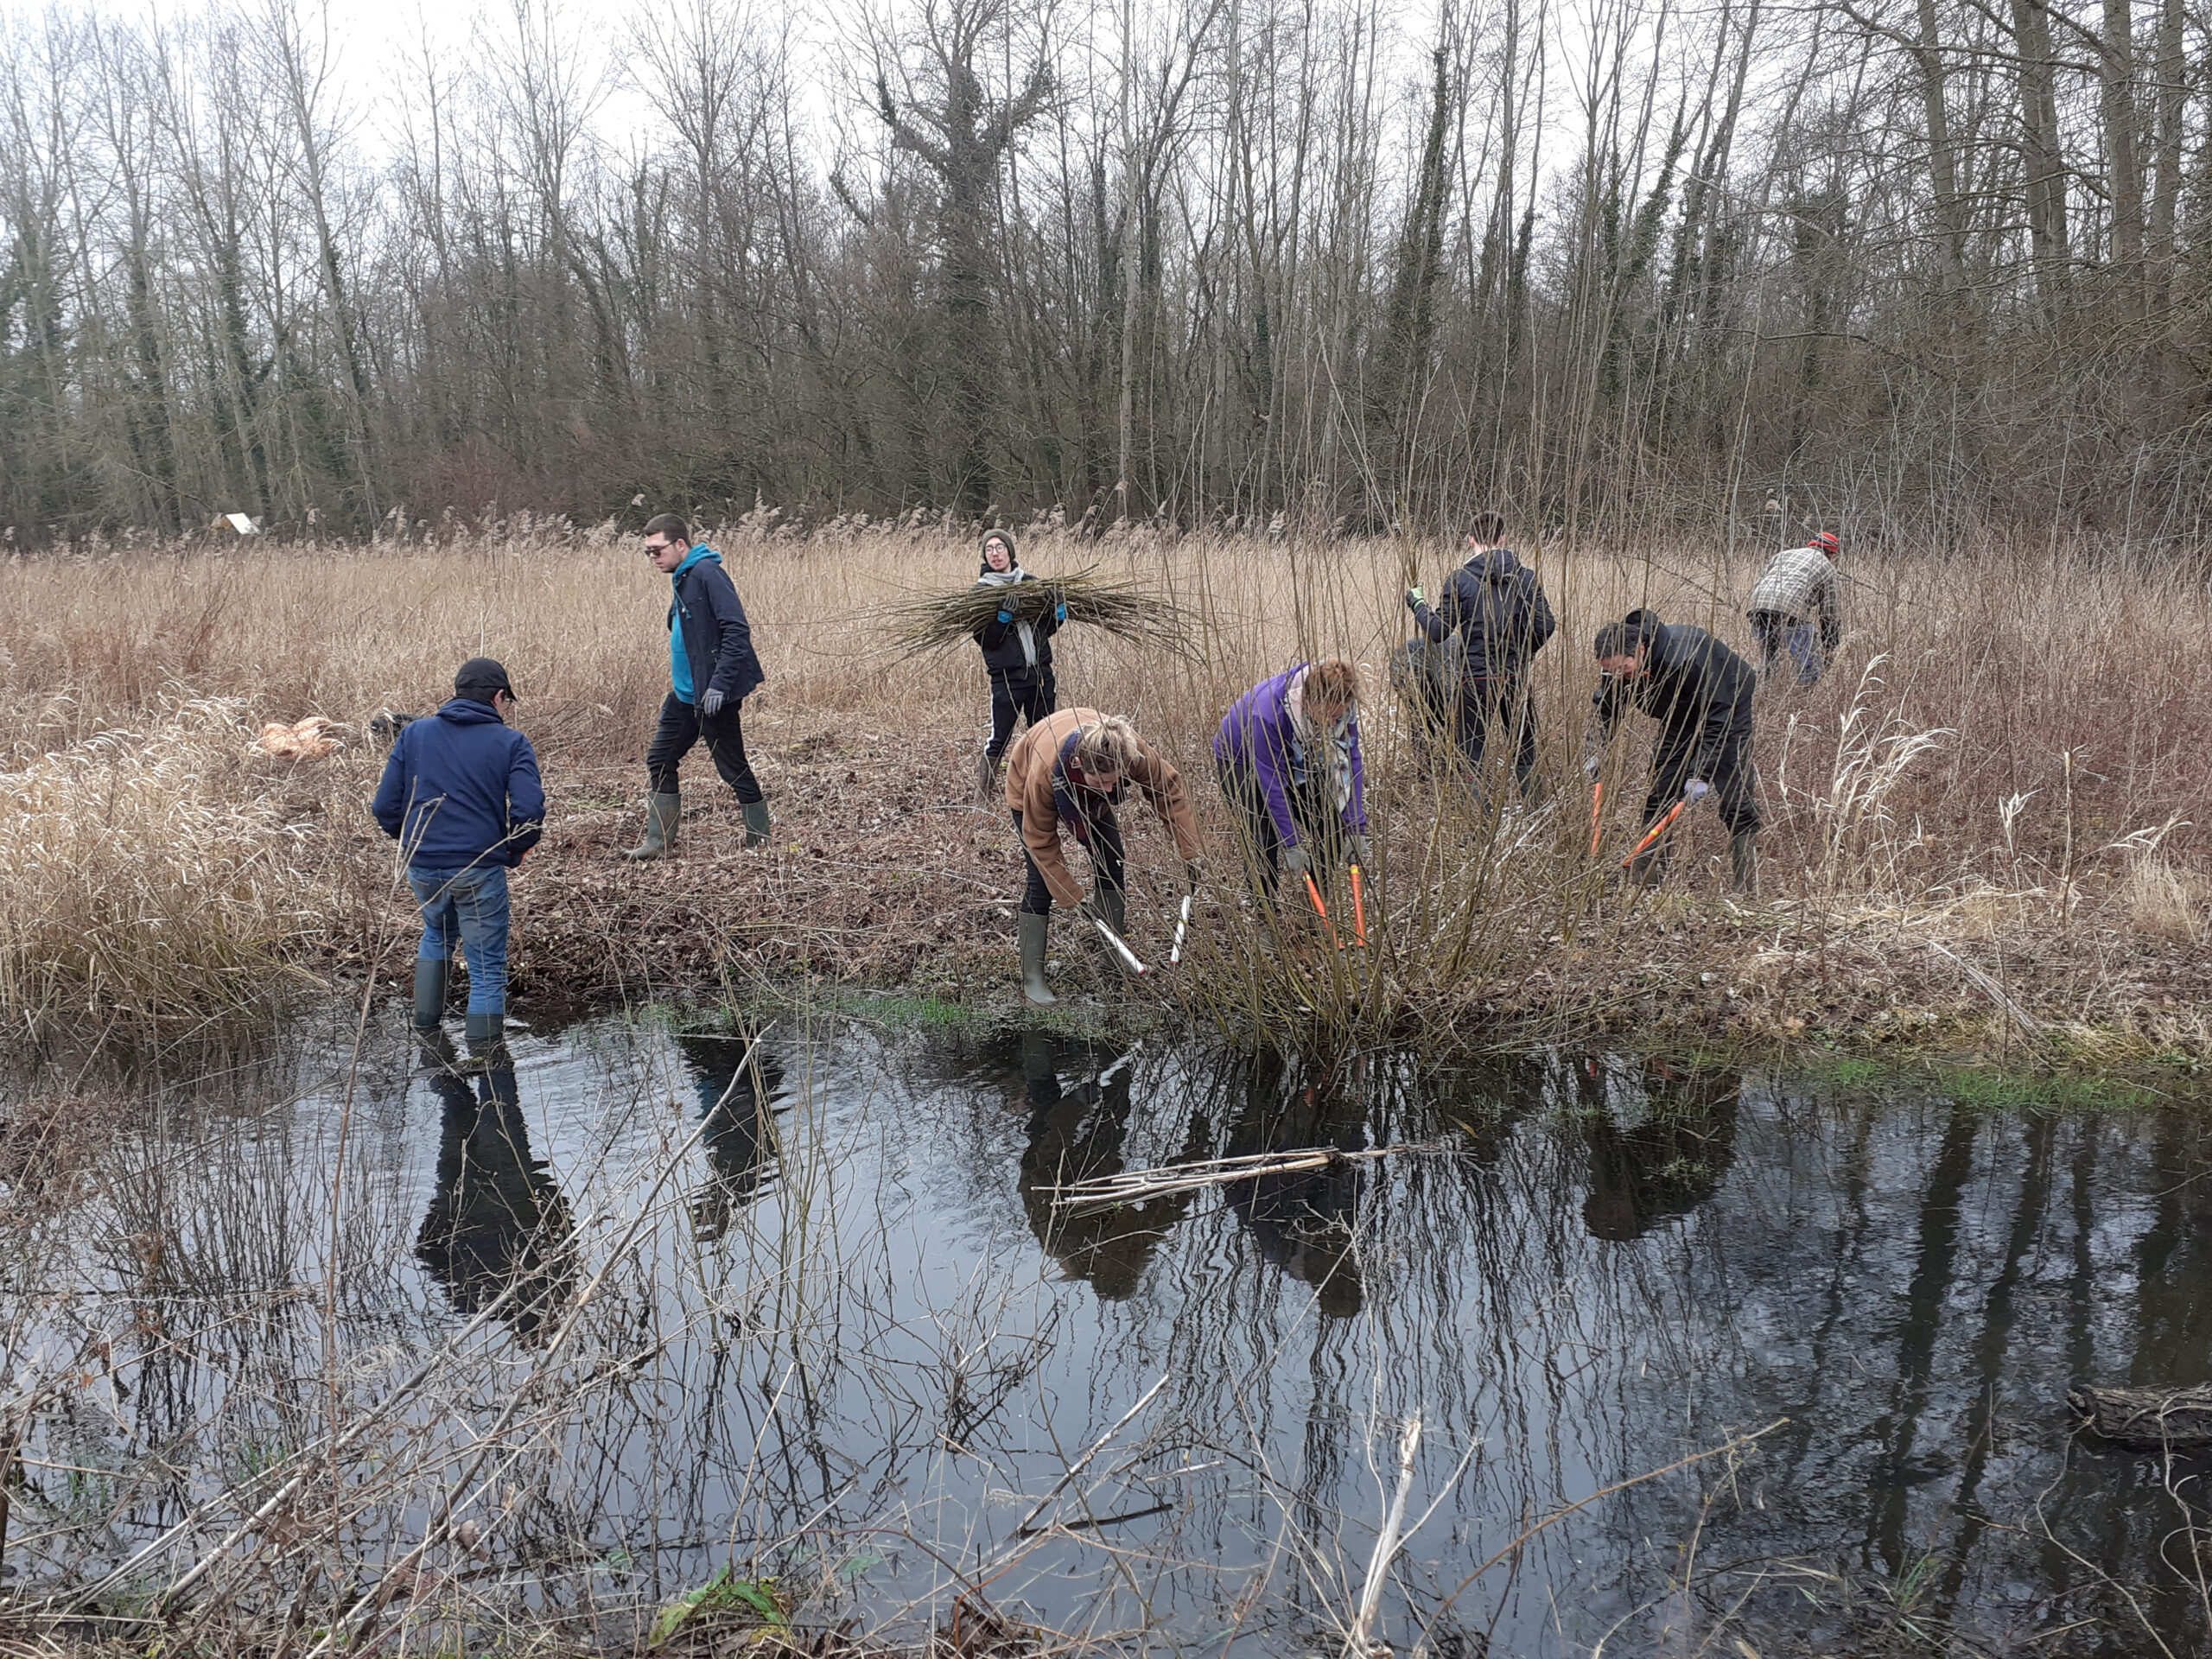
[[1002, 708, 1203, 1005]]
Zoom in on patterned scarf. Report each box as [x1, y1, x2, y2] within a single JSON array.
[[1286, 664, 1354, 817]]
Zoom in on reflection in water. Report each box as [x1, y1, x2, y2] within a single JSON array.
[[16, 1018, 2212, 1657], [677, 1034, 783, 1242], [1015, 1031, 1209, 1298], [1218, 1048, 1367, 1317], [1573, 1054, 1742, 1241], [414, 1066, 574, 1340]]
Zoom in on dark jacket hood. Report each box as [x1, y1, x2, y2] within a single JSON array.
[[1466, 548, 1524, 582], [436, 697, 506, 726]]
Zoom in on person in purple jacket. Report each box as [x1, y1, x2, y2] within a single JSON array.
[[1214, 658, 1371, 902]]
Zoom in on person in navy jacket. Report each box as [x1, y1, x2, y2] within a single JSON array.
[[623, 512, 770, 860], [373, 657, 544, 1064]]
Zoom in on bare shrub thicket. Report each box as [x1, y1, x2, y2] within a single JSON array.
[[0, 0, 2206, 542]]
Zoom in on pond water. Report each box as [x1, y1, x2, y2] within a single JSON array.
[[5, 1011, 2209, 1656]]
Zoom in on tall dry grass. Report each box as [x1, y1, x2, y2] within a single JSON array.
[[0, 520, 2205, 1039]]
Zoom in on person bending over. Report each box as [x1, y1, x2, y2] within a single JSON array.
[[1745, 531, 1842, 689], [1405, 511, 1557, 807], [1215, 658, 1371, 903], [1588, 609, 1761, 893], [1004, 710, 1203, 1006]]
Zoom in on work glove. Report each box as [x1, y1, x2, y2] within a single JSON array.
[[1404, 586, 1426, 612], [1582, 753, 1604, 782], [995, 607, 1014, 625], [1055, 601, 1067, 623], [1350, 833, 1372, 866], [1683, 778, 1711, 804], [1281, 844, 1310, 878], [700, 687, 725, 718]]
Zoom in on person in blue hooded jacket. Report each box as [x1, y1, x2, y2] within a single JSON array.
[[623, 513, 770, 860], [373, 656, 544, 1064]]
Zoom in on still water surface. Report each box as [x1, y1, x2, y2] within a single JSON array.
[[9, 1013, 2209, 1654]]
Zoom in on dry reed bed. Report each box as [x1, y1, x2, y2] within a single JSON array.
[[0, 524, 2206, 1052]]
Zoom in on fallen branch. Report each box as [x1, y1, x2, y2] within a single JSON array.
[[1047, 1141, 1453, 1217]]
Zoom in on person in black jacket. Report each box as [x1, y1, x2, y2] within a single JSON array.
[[971, 527, 1065, 799], [1404, 512, 1557, 806], [1588, 608, 1761, 892], [623, 513, 770, 860]]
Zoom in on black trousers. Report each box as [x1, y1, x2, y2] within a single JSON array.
[[646, 691, 764, 803], [1450, 678, 1541, 799], [1217, 759, 1341, 898], [1011, 807, 1124, 916], [986, 670, 1057, 760], [1647, 702, 1759, 835]]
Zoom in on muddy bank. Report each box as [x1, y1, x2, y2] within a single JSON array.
[[313, 713, 2212, 1066]]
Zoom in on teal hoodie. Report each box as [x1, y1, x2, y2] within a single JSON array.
[[669, 544, 718, 702]]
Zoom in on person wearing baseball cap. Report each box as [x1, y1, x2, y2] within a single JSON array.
[[372, 655, 545, 1068], [1745, 530, 1843, 689]]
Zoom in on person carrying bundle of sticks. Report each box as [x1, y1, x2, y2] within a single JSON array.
[[971, 526, 1065, 800], [1588, 608, 1761, 893], [1214, 658, 1370, 906], [1003, 709, 1203, 1006]]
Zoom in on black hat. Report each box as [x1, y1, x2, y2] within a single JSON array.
[[454, 656, 518, 701]]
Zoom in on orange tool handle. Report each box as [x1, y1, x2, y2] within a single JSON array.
[[1304, 872, 1342, 949], [1349, 863, 1368, 947], [1621, 798, 1688, 867], [1589, 781, 1605, 855]]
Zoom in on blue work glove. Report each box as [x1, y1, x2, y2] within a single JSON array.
[[1683, 778, 1711, 804], [1055, 601, 1067, 623], [700, 687, 725, 718], [996, 608, 1014, 625], [1404, 586, 1426, 613]]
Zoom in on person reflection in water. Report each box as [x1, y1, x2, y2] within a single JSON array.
[[681, 1035, 782, 1243], [416, 1063, 574, 1342], [1222, 1052, 1366, 1318], [1015, 1032, 1209, 1299], [1573, 1055, 1742, 1242]]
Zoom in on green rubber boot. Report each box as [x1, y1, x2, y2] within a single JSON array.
[[742, 799, 772, 849], [461, 1011, 509, 1074], [411, 959, 458, 1066], [1730, 830, 1758, 896], [623, 791, 681, 861], [1018, 912, 1057, 1006]]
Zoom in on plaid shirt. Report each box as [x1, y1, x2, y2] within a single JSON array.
[[1747, 546, 1840, 635]]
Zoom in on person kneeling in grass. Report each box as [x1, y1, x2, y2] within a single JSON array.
[[373, 656, 544, 1067], [1215, 658, 1371, 906], [1004, 710, 1204, 1006], [623, 512, 770, 861], [1588, 609, 1760, 893]]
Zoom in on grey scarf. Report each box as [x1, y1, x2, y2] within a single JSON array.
[[976, 567, 1038, 667]]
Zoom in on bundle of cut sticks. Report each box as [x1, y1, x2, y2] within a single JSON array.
[[884, 568, 1194, 660]]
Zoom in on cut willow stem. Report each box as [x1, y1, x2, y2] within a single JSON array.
[[1345, 1415, 1422, 1659], [1048, 1141, 1452, 1216]]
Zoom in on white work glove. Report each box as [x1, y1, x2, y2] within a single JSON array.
[[1582, 753, 1604, 782], [1683, 778, 1711, 804], [1350, 833, 1372, 866], [1281, 845, 1310, 877]]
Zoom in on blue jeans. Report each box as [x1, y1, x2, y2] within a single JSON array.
[[1751, 611, 1821, 687], [408, 865, 511, 1016]]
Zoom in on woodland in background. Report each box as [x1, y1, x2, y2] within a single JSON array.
[[2, 0, 2209, 546]]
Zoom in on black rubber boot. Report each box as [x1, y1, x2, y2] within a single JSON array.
[[1730, 830, 1758, 896], [412, 957, 448, 1034], [624, 791, 681, 861], [742, 799, 771, 849], [1018, 912, 1056, 1006]]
